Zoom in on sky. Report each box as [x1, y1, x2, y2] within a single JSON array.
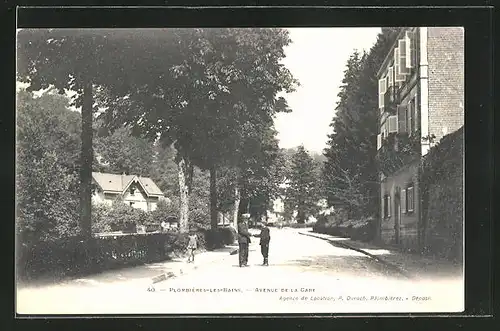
[[275, 28, 381, 154], [18, 28, 381, 154]]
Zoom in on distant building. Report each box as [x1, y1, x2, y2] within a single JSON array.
[[266, 181, 288, 224], [376, 27, 464, 250], [91, 172, 166, 212]]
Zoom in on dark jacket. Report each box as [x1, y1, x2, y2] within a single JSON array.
[[255, 226, 270, 245], [237, 221, 252, 244]]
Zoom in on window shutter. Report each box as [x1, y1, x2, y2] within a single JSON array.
[[387, 66, 394, 87], [387, 196, 391, 217], [377, 134, 382, 150], [405, 31, 414, 68], [394, 48, 405, 82], [379, 77, 387, 95], [406, 100, 413, 136], [413, 95, 418, 132], [378, 77, 386, 109], [384, 121, 388, 137], [388, 115, 398, 133], [397, 105, 406, 133], [381, 197, 385, 217], [407, 187, 414, 212], [378, 92, 385, 109], [401, 189, 406, 214], [398, 39, 410, 75]]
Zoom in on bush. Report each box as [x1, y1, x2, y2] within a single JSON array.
[[421, 126, 463, 261], [285, 223, 313, 229], [148, 198, 179, 227], [16, 229, 217, 281], [201, 227, 237, 249], [313, 215, 377, 242], [188, 195, 211, 231]]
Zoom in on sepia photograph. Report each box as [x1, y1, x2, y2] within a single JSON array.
[[15, 26, 464, 315]]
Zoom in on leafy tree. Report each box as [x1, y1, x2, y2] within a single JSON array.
[[285, 145, 320, 223], [94, 126, 156, 176], [96, 28, 298, 232], [17, 30, 139, 237], [323, 29, 399, 220], [91, 198, 148, 233], [185, 28, 298, 230], [16, 90, 81, 241]]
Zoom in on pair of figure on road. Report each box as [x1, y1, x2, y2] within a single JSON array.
[[237, 215, 270, 267]]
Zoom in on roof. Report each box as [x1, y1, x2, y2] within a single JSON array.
[[92, 172, 164, 197], [137, 177, 164, 197]]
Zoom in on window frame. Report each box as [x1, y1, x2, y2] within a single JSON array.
[[406, 185, 414, 213], [406, 99, 413, 136], [398, 39, 410, 75], [397, 104, 407, 133], [378, 76, 387, 109], [401, 188, 407, 214], [384, 194, 391, 218], [387, 115, 398, 133]]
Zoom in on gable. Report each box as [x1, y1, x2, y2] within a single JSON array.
[[92, 172, 134, 193], [92, 172, 164, 198]]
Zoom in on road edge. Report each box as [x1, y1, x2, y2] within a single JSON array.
[[298, 231, 412, 279]]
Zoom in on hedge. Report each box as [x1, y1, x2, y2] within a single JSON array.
[[313, 214, 377, 242], [17, 226, 238, 282], [421, 126, 463, 261]]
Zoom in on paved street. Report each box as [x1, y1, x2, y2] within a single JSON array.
[[16, 228, 463, 314]]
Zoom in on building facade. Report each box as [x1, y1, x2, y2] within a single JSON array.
[[92, 172, 166, 212], [376, 27, 464, 251]]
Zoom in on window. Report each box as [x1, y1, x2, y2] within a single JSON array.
[[401, 189, 407, 214], [412, 94, 418, 132], [381, 120, 388, 139], [383, 194, 391, 218], [405, 31, 416, 69], [387, 66, 394, 88], [406, 99, 414, 136], [130, 187, 136, 195], [387, 115, 398, 133], [397, 105, 407, 133], [406, 186, 414, 212], [394, 48, 405, 82], [377, 134, 382, 150], [129, 202, 135, 207], [378, 77, 387, 109], [398, 39, 411, 75]]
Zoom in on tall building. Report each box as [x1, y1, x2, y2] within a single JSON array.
[[376, 27, 464, 250]]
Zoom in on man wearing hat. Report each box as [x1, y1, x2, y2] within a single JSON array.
[[237, 214, 252, 267]]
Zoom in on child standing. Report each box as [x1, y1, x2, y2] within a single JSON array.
[[253, 222, 271, 266], [187, 233, 198, 263]]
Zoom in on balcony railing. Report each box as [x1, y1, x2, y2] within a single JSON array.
[[376, 132, 421, 176]]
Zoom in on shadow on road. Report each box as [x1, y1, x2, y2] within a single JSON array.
[[272, 254, 409, 280]]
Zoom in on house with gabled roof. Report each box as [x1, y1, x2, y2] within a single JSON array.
[[91, 172, 165, 212]]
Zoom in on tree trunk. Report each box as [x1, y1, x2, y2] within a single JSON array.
[[177, 156, 190, 233], [297, 202, 305, 224], [79, 80, 93, 238], [209, 166, 218, 230], [233, 184, 240, 229]]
